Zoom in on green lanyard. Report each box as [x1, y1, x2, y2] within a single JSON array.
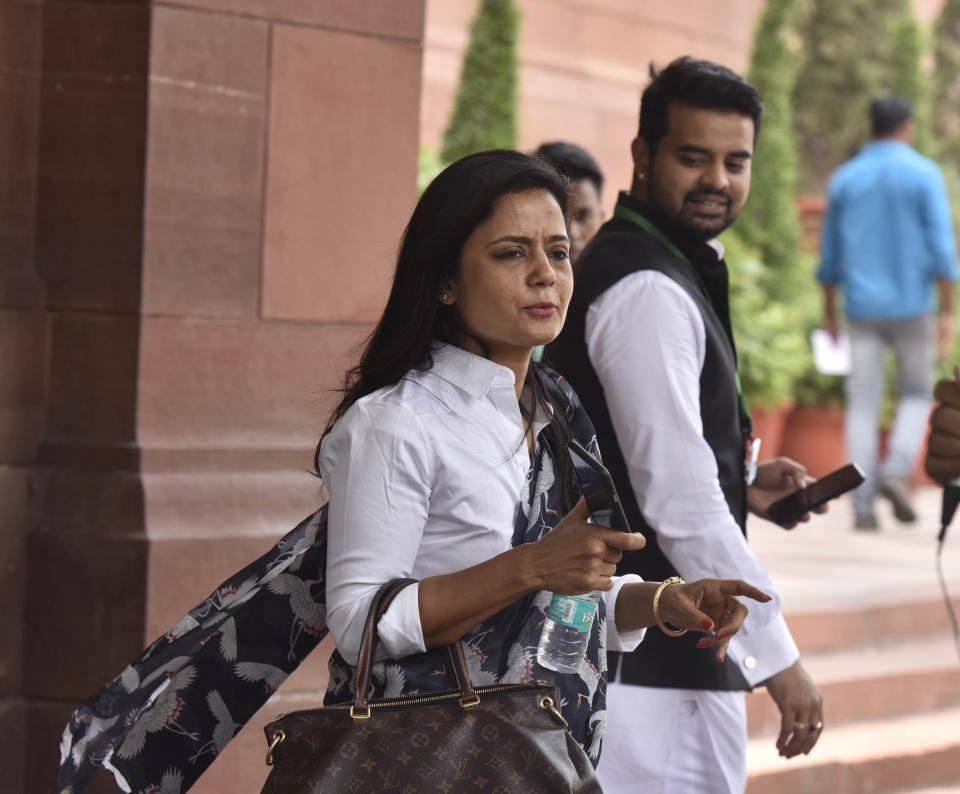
[[613, 203, 752, 431]]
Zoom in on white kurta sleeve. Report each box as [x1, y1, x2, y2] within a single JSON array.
[[319, 400, 433, 665], [586, 271, 798, 686]]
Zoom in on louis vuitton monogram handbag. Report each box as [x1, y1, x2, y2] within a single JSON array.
[[261, 578, 602, 793]]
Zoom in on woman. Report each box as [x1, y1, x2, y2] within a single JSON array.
[[56, 151, 769, 794], [317, 149, 769, 759]]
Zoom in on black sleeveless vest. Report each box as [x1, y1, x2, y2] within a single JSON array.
[[547, 211, 751, 691]]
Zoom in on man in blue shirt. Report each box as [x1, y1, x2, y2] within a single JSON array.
[[818, 94, 957, 530]]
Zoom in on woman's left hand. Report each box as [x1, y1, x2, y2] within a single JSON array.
[[656, 579, 772, 663]]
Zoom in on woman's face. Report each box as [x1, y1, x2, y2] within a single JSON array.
[[444, 188, 572, 361]]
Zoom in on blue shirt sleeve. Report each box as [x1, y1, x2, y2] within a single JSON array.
[[817, 179, 843, 285], [919, 165, 958, 282]]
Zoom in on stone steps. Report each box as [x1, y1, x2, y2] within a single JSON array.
[[746, 706, 960, 794], [745, 589, 960, 792], [746, 633, 960, 737]]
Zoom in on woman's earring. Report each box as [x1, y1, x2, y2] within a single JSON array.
[[637, 171, 645, 181], [440, 292, 449, 303]]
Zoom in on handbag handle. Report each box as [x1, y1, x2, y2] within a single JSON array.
[[351, 579, 478, 719]]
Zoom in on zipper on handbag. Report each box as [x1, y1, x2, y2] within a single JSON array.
[[264, 680, 564, 765], [276, 680, 552, 720]]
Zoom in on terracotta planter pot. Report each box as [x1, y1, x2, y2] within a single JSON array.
[[749, 402, 795, 462], [780, 405, 847, 479]]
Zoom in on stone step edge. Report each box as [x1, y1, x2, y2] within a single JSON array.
[[746, 706, 960, 793], [786, 597, 960, 654], [747, 743, 960, 794], [746, 666, 960, 737]]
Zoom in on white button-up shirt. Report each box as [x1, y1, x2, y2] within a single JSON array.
[[318, 343, 645, 666], [587, 270, 799, 686]]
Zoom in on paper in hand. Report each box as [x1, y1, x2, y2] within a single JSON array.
[[810, 328, 851, 376]]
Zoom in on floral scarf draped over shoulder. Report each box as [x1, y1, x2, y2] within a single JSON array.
[[56, 366, 606, 794]]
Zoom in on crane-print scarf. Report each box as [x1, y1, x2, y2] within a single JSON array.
[[56, 369, 608, 794]]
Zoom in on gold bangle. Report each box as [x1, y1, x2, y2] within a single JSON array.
[[653, 576, 687, 637]]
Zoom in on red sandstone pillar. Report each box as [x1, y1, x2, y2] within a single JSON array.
[[0, 3, 424, 792]]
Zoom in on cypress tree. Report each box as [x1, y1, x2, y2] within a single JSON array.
[[890, 14, 930, 154], [736, 0, 801, 288], [792, 0, 912, 193], [931, 0, 960, 164], [441, 0, 520, 165]]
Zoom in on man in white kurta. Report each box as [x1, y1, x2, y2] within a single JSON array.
[[548, 57, 824, 793]]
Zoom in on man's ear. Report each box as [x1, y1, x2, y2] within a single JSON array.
[[630, 136, 651, 189]]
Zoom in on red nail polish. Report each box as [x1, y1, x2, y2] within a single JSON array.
[[696, 639, 710, 648], [718, 650, 725, 662], [716, 631, 728, 639], [701, 620, 714, 630]]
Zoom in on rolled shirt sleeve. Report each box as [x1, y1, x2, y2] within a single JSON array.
[[817, 178, 844, 286], [920, 165, 958, 282], [604, 574, 647, 652], [318, 400, 432, 665], [586, 271, 799, 686]]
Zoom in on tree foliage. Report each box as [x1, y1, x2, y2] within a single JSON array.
[[441, 0, 520, 165], [792, 0, 912, 193], [890, 14, 930, 154], [736, 0, 801, 293], [932, 0, 960, 164]]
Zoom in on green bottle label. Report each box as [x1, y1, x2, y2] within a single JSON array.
[[546, 594, 597, 633]]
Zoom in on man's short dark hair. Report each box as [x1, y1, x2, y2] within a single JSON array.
[[533, 141, 604, 195], [870, 94, 912, 137], [638, 56, 763, 155]]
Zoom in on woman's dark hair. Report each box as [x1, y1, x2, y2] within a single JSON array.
[[638, 56, 764, 156], [870, 93, 912, 138], [317, 149, 576, 492]]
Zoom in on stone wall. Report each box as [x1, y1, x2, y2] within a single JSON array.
[[0, 2, 424, 792], [422, 0, 765, 214]]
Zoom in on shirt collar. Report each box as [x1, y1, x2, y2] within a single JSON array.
[[864, 139, 909, 153], [427, 342, 517, 399]]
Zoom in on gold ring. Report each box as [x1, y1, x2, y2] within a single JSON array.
[[793, 721, 810, 731]]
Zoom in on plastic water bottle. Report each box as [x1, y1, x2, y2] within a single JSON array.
[[536, 590, 601, 673]]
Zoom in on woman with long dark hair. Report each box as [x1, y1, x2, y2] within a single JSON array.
[[317, 150, 769, 758], [57, 151, 770, 794]]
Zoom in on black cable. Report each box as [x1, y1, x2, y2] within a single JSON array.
[[937, 531, 960, 666]]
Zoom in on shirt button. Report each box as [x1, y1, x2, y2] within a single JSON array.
[[744, 656, 757, 670]]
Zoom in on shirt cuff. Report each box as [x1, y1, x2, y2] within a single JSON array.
[[603, 574, 647, 653], [726, 612, 799, 688], [375, 582, 427, 662]]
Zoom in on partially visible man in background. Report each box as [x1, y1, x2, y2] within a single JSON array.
[[534, 140, 604, 264], [926, 367, 960, 484], [549, 58, 823, 793], [818, 93, 958, 531]]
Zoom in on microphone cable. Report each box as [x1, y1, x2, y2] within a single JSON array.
[[938, 485, 960, 664]]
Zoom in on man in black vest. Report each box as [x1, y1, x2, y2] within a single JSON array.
[[548, 58, 823, 792]]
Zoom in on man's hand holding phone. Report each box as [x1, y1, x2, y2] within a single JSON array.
[[747, 457, 825, 528], [752, 460, 865, 528]]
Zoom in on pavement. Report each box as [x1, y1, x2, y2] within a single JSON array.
[[750, 485, 960, 610], [744, 484, 960, 794]]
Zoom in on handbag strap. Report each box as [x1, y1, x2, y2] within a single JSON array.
[[352, 579, 477, 716]]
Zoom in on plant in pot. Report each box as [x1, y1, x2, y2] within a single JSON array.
[[780, 258, 849, 478], [724, 230, 808, 460]]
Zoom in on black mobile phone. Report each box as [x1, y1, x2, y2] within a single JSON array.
[[766, 462, 865, 528], [567, 440, 633, 532]]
